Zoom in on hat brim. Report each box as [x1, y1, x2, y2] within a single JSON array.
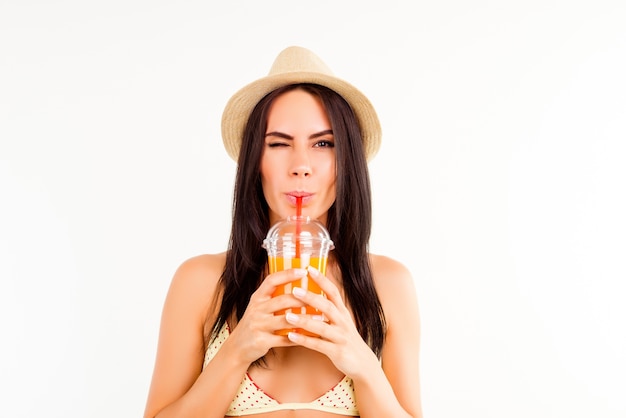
[[221, 71, 381, 162]]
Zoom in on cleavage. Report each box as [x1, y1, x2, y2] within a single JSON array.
[[248, 346, 344, 403]]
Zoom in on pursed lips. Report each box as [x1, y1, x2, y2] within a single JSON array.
[[285, 192, 313, 205]]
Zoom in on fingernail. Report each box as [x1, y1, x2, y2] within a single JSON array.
[[312, 314, 325, 321], [286, 312, 299, 324], [307, 266, 320, 277], [288, 331, 301, 342], [294, 268, 308, 277], [292, 287, 306, 297]]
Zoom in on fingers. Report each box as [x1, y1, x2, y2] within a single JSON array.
[[285, 312, 334, 339], [265, 292, 306, 313], [251, 268, 308, 302], [290, 266, 348, 324], [291, 285, 337, 322], [287, 328, 334, 352], [284, 313, 345, 358], [265, 268, 308, 288], [304, 266, 344, 307], [244, 266, 346, 346]]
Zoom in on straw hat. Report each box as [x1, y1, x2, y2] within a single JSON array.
[[220, 46, 382, 162]]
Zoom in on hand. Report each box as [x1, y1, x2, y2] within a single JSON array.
[[227, 268, 307, 365], [284, 266, 379, 378]]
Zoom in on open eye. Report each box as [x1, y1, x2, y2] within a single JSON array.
[[314, 139, 335, 148]]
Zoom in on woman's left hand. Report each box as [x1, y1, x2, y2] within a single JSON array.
[[284, 265, 378, 379]]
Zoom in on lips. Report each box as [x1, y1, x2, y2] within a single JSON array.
[[286, 192, 313, 206]]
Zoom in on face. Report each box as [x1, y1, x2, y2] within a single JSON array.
[[260, 88, 337, 226]]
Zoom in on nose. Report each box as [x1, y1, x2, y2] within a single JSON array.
[[291, 163, 312, 177], [290, 148, 312, 177]]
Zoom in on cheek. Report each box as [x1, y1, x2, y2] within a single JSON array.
[[259, 154, 272, 182], [325, 166, 338, 201], [260, 159, 277, 197], [329, 180, 337, 201], [326, 162, 337, 188]]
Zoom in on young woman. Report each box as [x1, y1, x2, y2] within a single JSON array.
[[143, 46, 423, 418]]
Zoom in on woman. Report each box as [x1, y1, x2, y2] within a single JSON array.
[[143, 46, 423, 417]]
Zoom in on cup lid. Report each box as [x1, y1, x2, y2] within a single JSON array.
[[262, 216, 334, 249]]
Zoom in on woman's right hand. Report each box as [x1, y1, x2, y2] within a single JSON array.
[[225, 268, 308, 364]]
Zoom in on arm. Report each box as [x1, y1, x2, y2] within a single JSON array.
[[286, 257, 423, 417], [359, 255, 423, 417], [143, 256, 309, 418], [143, 254, 248, 418]]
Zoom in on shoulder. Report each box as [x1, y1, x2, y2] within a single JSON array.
[[368, 253, 416, 296], [368, 253, 420, 322], [144, 253, 228, 416], [367, 257, 422, 414], [171, 252, 226, 285], [163, 253, 227, 325], [169, 253, 226, 293]]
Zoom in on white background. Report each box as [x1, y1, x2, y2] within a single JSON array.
[[1, 1, 625, 417]]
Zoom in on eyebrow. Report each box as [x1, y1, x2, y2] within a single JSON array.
[[265, 129, 333, 140]]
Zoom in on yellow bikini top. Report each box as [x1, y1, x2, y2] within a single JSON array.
[[203, 323, 360, 416]]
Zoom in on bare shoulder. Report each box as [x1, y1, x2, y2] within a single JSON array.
[[367, 258, 422, 414], [164, 252, 227, 324], [368, 253, 420, 325], [368, 253, 417, 297], [170, 253, 225, 291], [144, 253, 227, 417], [171, 253, 226, 287]]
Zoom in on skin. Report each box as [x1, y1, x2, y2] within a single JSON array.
[[261, 89, 337, 226], [143, 89, 423, 417]]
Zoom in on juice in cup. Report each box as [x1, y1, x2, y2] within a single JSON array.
[[262, 216, 334, 336], [269, 256, 328, 313]]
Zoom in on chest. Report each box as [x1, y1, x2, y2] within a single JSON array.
[[248, 347, 344, 403]]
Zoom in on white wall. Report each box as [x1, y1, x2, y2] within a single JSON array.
[[1, 1, 624, 417]]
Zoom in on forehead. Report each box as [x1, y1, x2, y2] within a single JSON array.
[[266, 89, 331, 131]]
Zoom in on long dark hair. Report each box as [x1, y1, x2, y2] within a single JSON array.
[[206, 83, 386, 357]]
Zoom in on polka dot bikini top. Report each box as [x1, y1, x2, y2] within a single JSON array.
[[203, 323, 360, 416]]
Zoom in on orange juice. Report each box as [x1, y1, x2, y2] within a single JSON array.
[[268, 256, 328, 336], [262, 216, 334, 337]]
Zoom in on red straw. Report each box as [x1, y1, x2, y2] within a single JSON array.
[[295, 196, 302, 259], [296, 196, 302, 218]]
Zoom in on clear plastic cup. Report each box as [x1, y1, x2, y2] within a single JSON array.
[[262, 216, 334, 336]]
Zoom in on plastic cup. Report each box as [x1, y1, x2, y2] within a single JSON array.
[[262, 216, 334, 336]]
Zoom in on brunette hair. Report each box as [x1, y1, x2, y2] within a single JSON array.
[[206, 83, 386, 357]]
